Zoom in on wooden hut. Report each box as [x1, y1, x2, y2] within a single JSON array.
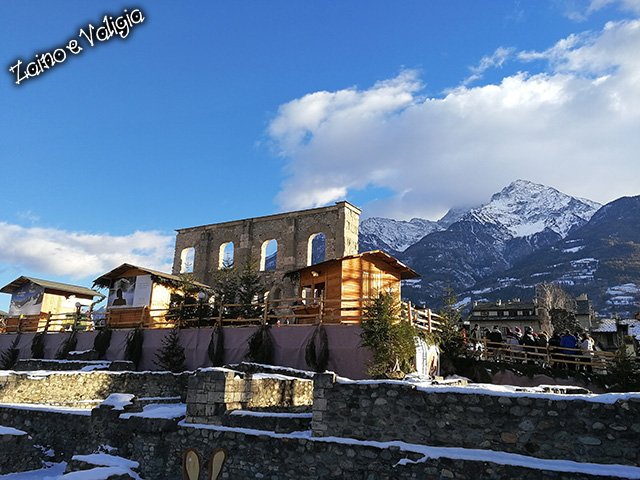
[[93, 263, 210, 329], [0, 277, 103, 333], [287, 250, 420, 324]]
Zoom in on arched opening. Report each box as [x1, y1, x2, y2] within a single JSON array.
[[260, 239, 277, 271], [219, 242, 234, 268], [180, 247, 195, 273], [307, 232, 326, 266]]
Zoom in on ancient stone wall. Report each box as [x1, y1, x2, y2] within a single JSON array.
[[1, 367, 639, 478], [185, 368, 313, 424], [172, 201, 361, 298], [312, 373, 640, 467], [0, 370, 189, 405], [0, 427, 43, 474]]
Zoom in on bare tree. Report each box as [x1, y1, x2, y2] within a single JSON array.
[[535, 282, 577, 334]]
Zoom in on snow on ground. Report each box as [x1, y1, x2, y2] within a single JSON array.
[[0, 463, 67, 480], [336, 375, 640, 404], [120, 403, 186, 420], [177, 422, 640, 479], [0, 425, 26, 435], [100, 394, 135, 411], [229, 410, 312, 418], [71, 453, 138, 470]]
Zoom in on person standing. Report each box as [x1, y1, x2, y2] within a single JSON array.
[[560, 330, 578, 370], [580, 332, 594, 372], [487, 326, 504, 360]]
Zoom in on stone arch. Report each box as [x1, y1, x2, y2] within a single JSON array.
[[219, 242, 234, 268], [307, 232, 326, 266], [180, 247, 195, 273], [260, 239, 278, 271]]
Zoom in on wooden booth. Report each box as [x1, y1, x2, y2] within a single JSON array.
[[0, 277, 104, 333], [288, 250, 420, 324], [93, 263, 210, 329]]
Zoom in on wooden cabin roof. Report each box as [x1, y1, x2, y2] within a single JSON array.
[[289, 250, 420, 280], [92, 263, 211, 290], [0, 276, 104, 299]]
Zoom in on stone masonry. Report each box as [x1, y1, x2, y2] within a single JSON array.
[[172, 201, 361, 299], [312, 373, 640, 467], [185, 368, 313, 424], [1, 366, 640, 478]]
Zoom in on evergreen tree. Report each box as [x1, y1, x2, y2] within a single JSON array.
[[237, 257, 265, 319], [210, 262, 240, 319], [154, 328, 186, 373], [360, 293, 416, 378], [436, 285, 467, 360], [434, 285, 469, 376]]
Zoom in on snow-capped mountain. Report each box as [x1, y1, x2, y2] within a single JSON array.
[[359, 217, 441, 254], [463, 180, 601, 240], [466, 194, 640, 317], [359, 207, 470, 255], [359, 180, 606, 310]]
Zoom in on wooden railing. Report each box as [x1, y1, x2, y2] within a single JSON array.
[[469, 338, 620, 371], [0, 312, 95, 334], [0, 297, 442, 333]]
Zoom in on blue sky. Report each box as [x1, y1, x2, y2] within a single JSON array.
[[2, 1, 640, 311]]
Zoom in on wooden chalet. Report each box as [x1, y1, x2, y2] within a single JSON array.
[[0, 277, 104, 333], [93, 263, 211, 329], [287, 250, 420, 324]]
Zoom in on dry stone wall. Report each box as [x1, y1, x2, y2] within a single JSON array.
[[0, 370, 189, 405], [1, 366, 639, 478], [185, 368, 313, 424], [312, 373, 640, 467]]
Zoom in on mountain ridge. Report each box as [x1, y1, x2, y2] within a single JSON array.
[[359, 180, 639, 317]]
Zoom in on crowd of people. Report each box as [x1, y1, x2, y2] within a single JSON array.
[[465, 323, 595, 370]]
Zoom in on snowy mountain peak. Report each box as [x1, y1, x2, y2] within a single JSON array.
[[359, 216, 440, 252], [464, 180, 601, 238]]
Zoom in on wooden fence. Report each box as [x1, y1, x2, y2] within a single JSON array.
[[0, 298, 442, 333], [470, 337, 619, 371]]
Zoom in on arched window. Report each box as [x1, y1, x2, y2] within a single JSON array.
[[260, 239, 278, 271], [219, 242, 234, 268], [180, 247, 195, 273], [307, 232, 326, 266]]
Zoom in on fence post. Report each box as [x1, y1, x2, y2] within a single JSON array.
[[427, 309, 432, 333], [407, 301, 413, 326], [263, 298, 269, 326]]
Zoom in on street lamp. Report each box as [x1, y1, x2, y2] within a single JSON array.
[[198, 291, 207, 325], [74, 302, 82, 331]]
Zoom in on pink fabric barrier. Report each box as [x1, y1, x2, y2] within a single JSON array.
[[0, 325, 373, 379]]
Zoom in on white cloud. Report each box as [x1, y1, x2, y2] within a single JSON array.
[[464, 47, 516, 85], [0, 222, 175, 280], [268, 19, 640, 220]]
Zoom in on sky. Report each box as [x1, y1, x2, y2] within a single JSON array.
[[2, 0, 640, 311]]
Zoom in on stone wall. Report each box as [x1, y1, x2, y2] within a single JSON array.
[[0, 426, 43, 474], [312, 373, 640, 467], [0, 404, 622, 480], [0, 370, 189, 406], [172, 201, 361, 298], [185, 368, 313, 424]]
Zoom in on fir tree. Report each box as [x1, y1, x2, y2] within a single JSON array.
[[154, 328, 186, 373], [360, 292, 416, 378], [237, 257, 265, 319], [435, 285, 468, 375], [210, 262, 240, 319]]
